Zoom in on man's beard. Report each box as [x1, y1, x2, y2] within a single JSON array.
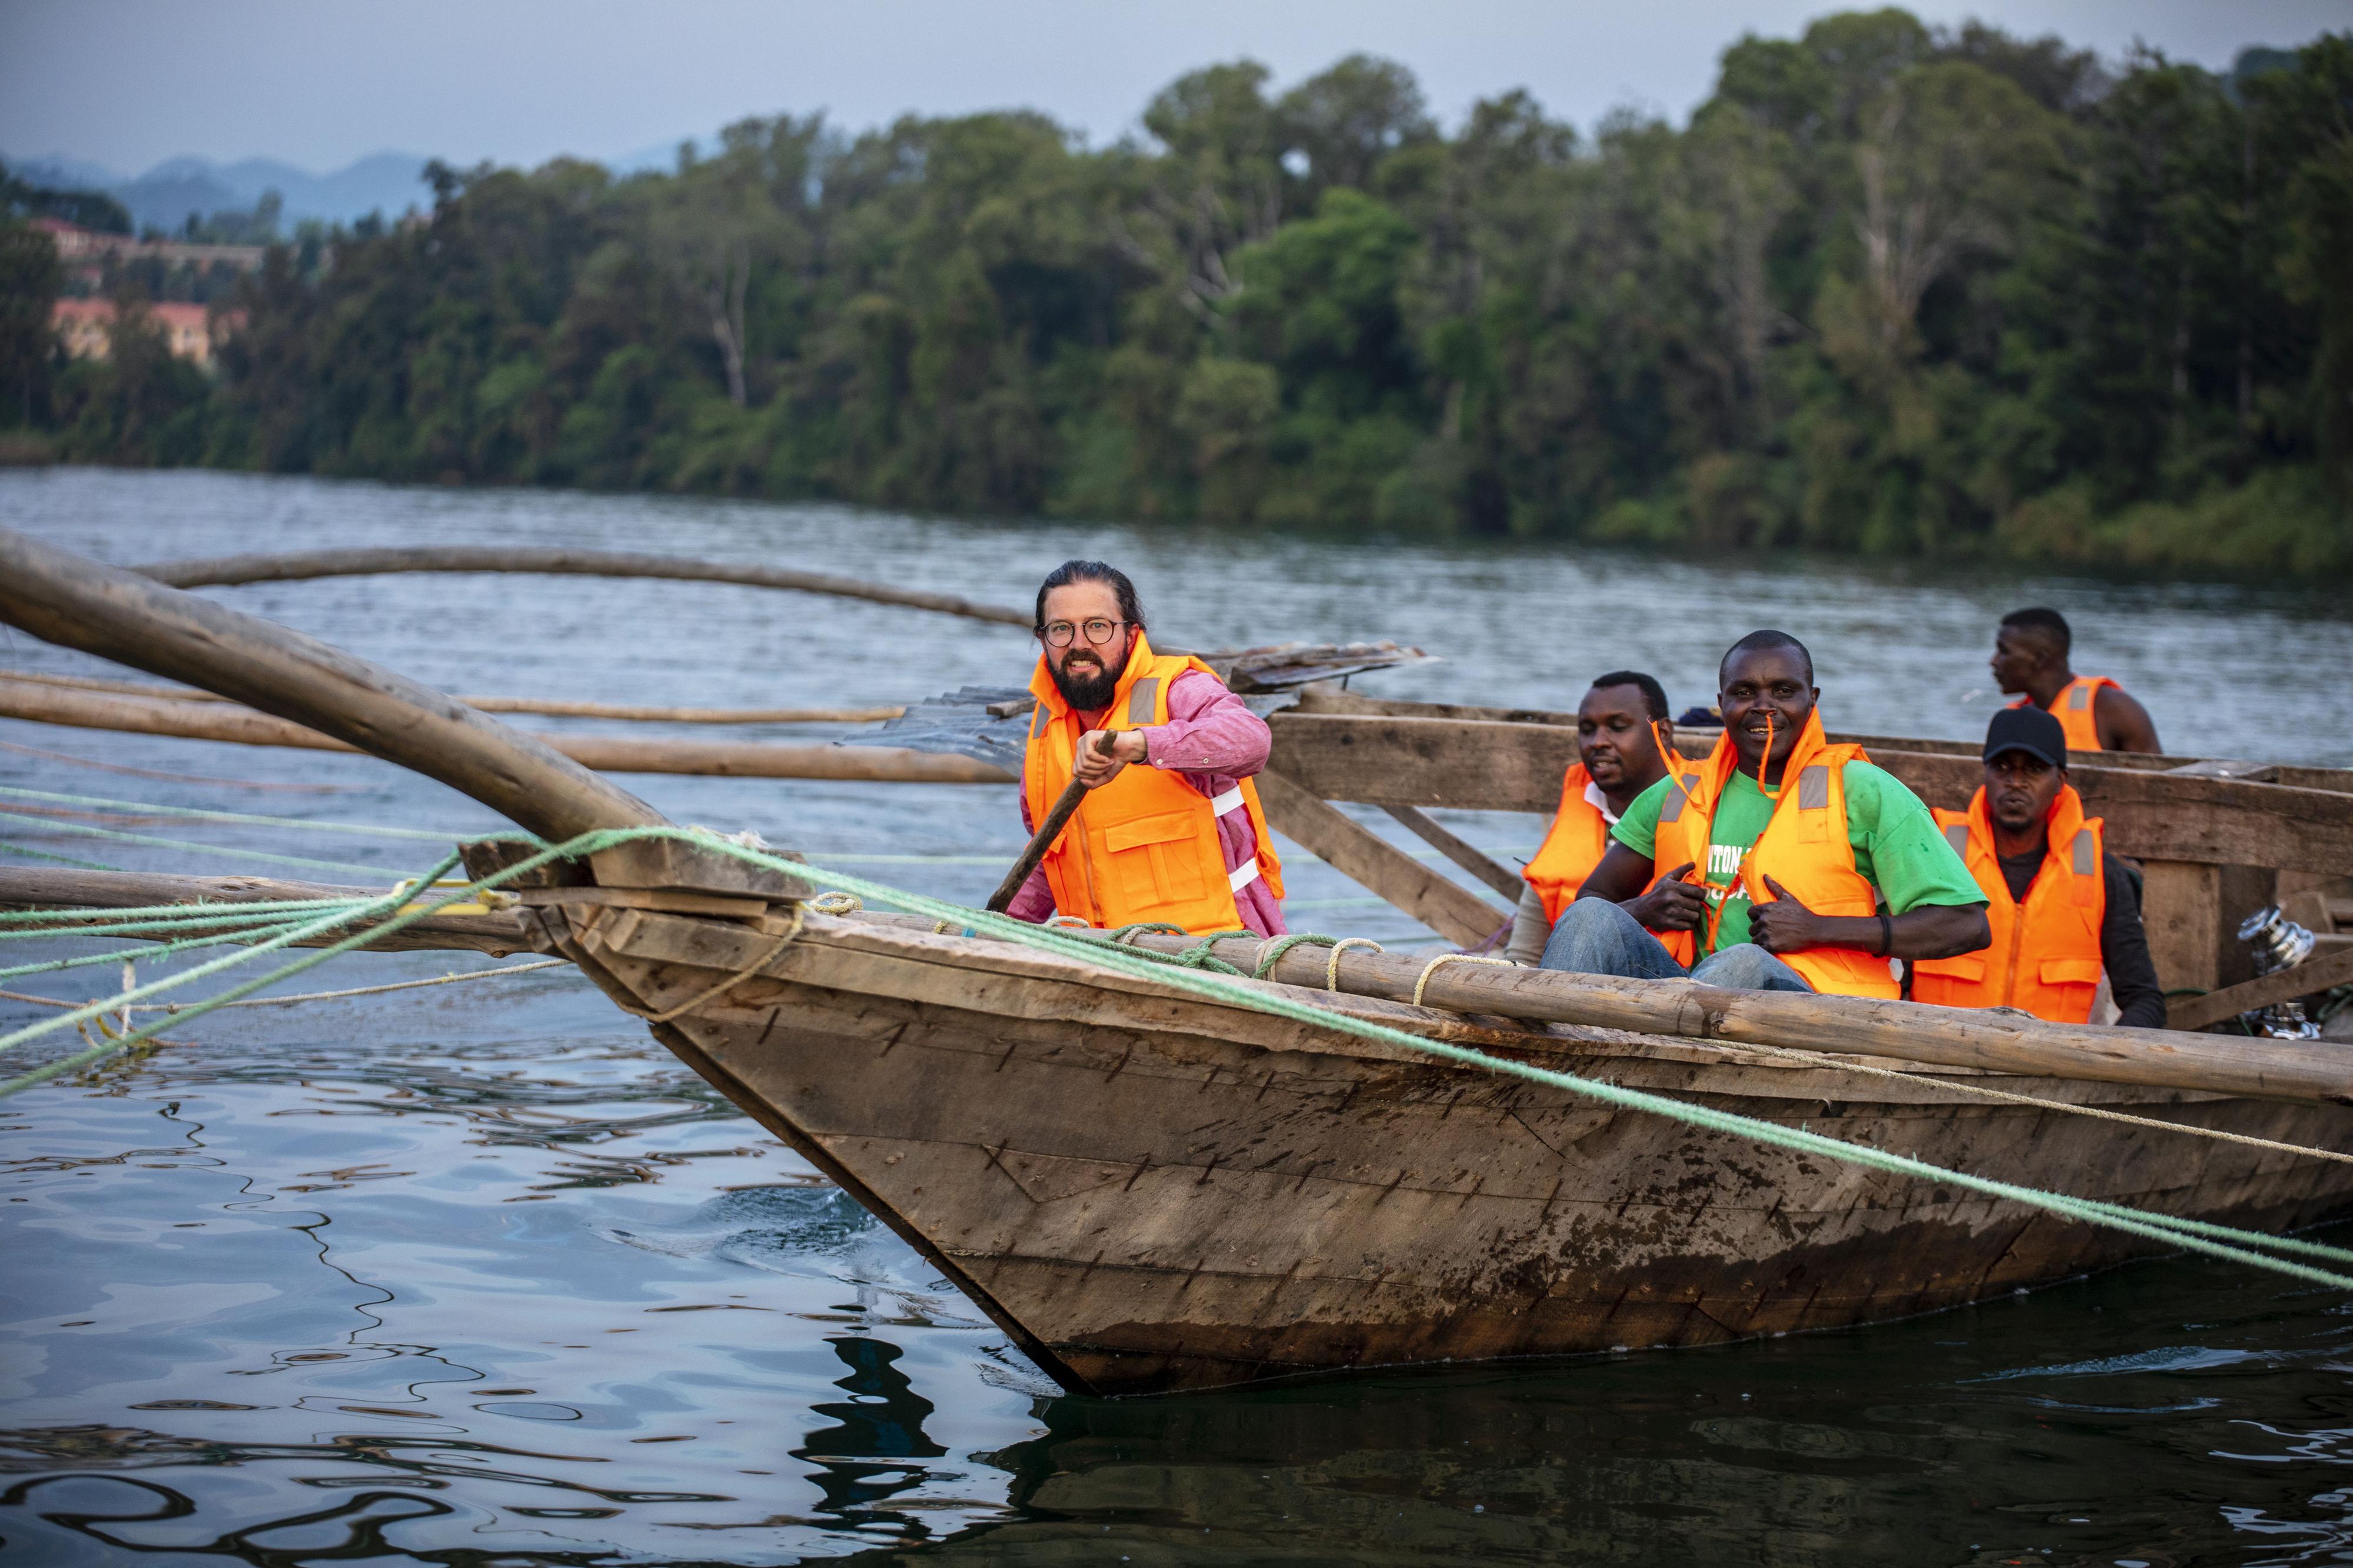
[[1050, 647, 1128, 712]]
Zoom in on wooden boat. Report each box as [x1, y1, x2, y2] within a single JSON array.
[[2, 529, 2349, 1398]]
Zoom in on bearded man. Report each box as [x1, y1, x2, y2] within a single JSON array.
[[1006, 560, 1285, 936]]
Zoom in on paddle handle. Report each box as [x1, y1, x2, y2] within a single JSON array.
[[987, 772, 1091, 913]]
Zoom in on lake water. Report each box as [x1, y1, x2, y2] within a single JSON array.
[[2, 466, 2351, 1565]]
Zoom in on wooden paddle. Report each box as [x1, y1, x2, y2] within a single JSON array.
[[986, 738, 1105, 912]]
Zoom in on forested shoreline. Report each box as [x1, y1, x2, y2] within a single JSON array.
[[4, 9, 2349, 576]]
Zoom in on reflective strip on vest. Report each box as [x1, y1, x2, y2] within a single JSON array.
[[2069, 683, 2091, 710], [1659, 783, 1687, 823], [1229, 858, 1259, 893], [1798, 765, 1829, 810], [1945, 822, 1971, 856], [1209, 786, 1245, 818], [1128, 678, 1161, 725], [2071, 827, 2095, 876]]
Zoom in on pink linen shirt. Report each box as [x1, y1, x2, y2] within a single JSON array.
[[1009, 669, 1286, 937]]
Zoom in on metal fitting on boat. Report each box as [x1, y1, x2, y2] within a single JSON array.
[[2237, 905, 2324, 1039]]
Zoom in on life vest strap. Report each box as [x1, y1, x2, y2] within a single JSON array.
[[1229, 858, 1260, 893], [1209, 785, 1246, 817]]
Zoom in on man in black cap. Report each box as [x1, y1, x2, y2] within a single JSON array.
[[1909, 706, 2165, 1027]]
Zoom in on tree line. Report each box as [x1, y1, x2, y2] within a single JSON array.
[[4, 9, 2349, 577]]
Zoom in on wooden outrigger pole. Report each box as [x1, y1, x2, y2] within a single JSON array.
[[2, 525, 2349, 1397]]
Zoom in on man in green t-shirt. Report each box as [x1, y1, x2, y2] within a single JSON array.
[[1539, 630, 1990, 996]]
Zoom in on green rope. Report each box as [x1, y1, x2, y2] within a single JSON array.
[[0, 784, 506, 845], [1106, 922, 1187, 943], [0, 851, 464, 1097], [1250, 933, 1339, 979], [0, 905, 360, 945], [0, 896, 379, 928], [0, 809, 397, 878], [0, 916, 326, 982], [6, 819, 2349, 1297], [0, 840, 125, 872]]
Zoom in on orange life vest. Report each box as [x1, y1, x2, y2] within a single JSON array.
[[1524, 760, 1697, 966], [2011, 675, 2119, 752], [1912, 786, 2105, 1023], [1022, 633, 1284, 935], [1651, 711, 1899, 999]]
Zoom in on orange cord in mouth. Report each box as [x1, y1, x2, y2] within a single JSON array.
[[1754, 709, 1779, 799]]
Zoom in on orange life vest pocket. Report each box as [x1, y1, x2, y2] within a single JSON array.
[[1916, 953, 1986, 983], [2038, 957, 2102, 987], [1101, 809, 1211, 906]]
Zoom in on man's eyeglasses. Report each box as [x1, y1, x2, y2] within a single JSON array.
[[1039, 618, 1127, 649]]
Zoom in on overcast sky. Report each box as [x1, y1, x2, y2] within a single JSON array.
[[5, 0, 2345, 175]]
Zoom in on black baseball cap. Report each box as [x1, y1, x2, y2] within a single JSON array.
[[1983, 706, 2067, 768]]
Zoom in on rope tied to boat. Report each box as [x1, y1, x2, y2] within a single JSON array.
[[1324, 937, 1383, 991], [630, 906, 806, 1024], [1250, 933, 1337, 979], [1412, 952, 1518, 1009], [1108, 922, 1186, 944]]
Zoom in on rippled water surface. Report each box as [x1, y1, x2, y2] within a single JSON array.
[[3, 468, 2351, 1564]]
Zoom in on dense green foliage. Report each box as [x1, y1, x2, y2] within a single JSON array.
[[1, 161, 131, 234], [11, 12, 2352, 575]]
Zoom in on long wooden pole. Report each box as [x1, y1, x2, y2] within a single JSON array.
[[0, 529, 668, 842], [0, 866, 535, 955], [1, 669, 902, 725], [134, 545, 1033, 627], [988, 776, 1086, 913], [0, 678, 1013, 785], [1111, 929, 2353, 1105]]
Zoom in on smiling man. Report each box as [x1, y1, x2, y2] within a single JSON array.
[[1912, 707, 2165, 1026], [1506, 671, 1695, 966], [1544, 630, 1989, 997], [1007, 559, 1285, 936]]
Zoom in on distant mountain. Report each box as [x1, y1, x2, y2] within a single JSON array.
[[8, 140, 721, 233], [4, 151, 432, 231]]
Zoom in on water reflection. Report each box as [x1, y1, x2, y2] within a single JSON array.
[[799, 1337, 952, 1537], [890, 1268, 2353, 1564]]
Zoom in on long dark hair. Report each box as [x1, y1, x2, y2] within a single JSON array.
[[1034, 560, 1145, 632]]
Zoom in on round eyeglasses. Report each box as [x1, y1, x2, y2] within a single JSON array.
[[1039, 618, 1126, 648]]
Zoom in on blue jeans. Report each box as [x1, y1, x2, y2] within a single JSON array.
[[1538, 898, 1814, 993]]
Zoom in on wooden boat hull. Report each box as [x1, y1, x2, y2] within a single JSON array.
[[539, 903, 2353, 1396]]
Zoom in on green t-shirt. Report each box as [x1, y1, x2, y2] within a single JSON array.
[[1611, 760, 1985, 958]]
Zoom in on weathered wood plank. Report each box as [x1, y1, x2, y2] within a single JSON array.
[[2168, 945, 2353, 1032], [1268, 713, 1580, 813], [1289, 685, 2353, 795], [1384, 805, 1525, 900], [1255, 770, 1511, 948], [1265, 710, 2353, 875]]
